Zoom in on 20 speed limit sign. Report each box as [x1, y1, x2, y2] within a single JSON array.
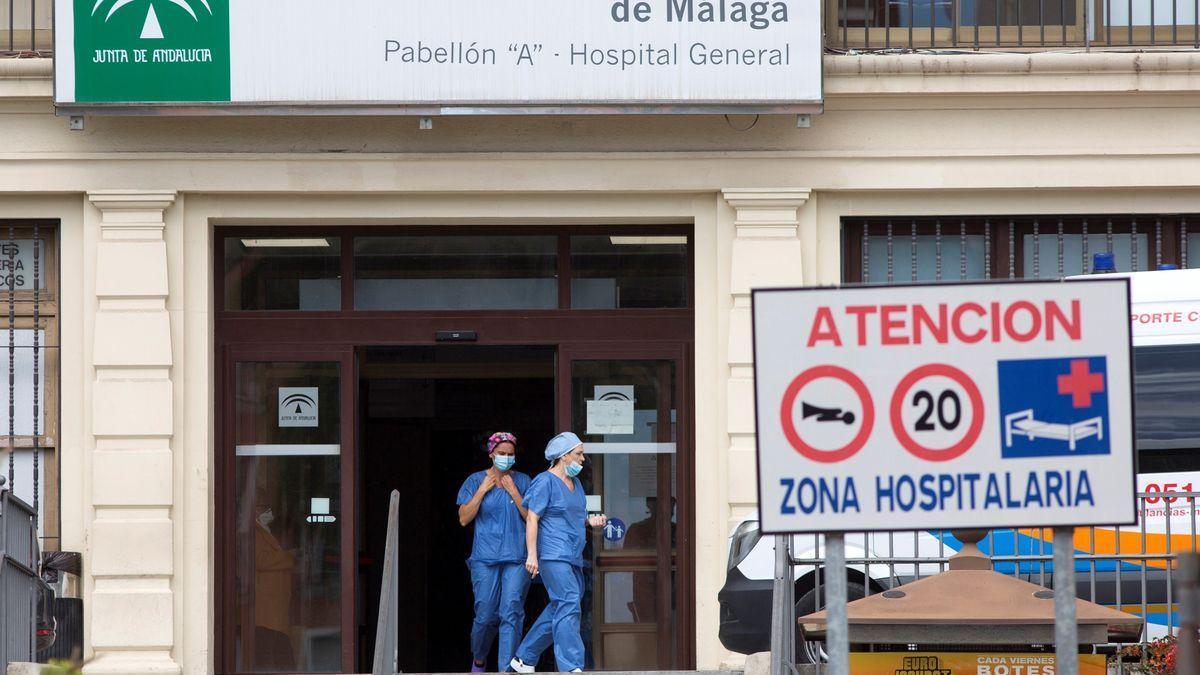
[[751, 279, 1136, 534]]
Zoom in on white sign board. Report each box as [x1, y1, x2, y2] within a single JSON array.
[[1126, 268, 1200, 346], [55, 0, 822, 111], [1068, 268, 1200, 346], [751, 280, 1136, 534], [278, 387, 319, 428]]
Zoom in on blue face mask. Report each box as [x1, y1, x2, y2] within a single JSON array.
[[565, 461, 584, 478], [493, 455, 516, 471]]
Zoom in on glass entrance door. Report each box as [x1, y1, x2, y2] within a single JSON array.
[[558, 346, 690, 670], [221, 348, 355, 674]]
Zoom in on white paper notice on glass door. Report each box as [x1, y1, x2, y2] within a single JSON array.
[[587, 385, 635, 435], [587, 401, 634, 435]]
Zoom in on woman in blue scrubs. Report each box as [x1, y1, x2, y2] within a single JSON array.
[[457, 432, 533, 672], [509, 432, 607, 673]]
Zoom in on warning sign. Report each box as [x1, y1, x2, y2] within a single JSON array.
[[751, 279, 1135, 533], [848, 652, 1106, 674], [890, 363, 984, 462], [779, 365, 874, 463]]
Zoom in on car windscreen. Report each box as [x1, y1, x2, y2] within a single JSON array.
[[1135, 343, 1200, 452]]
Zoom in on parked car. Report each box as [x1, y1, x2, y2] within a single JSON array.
[[717, 520, 891, 660]]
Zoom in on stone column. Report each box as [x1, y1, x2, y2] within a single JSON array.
[[721, 189, 811, 520], [85, 191, 180, 675]]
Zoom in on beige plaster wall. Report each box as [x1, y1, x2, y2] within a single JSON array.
[[5, 50, 1200, 674]]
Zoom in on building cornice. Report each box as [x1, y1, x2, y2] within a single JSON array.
[[0, 57, 51, 77], [0, 57, 53, 100], [825, 50, 1200, 96]]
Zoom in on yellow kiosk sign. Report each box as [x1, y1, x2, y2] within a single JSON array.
[[849, 653, 1107, 674]]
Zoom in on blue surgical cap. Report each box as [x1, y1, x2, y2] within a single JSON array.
[[545, 432, 583, 462]]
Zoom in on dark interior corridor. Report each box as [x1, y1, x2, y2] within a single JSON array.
[[358, 345, 556, 673]]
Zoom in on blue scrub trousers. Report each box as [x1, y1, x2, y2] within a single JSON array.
[[515, 561, 585, 671], [469, 561, 530, 669]]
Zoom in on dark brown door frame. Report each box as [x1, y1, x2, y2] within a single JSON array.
[[217, 329, 696, 673], [214, 224, 696, 673], [556, 342, 694, 669], [216, 345, 357, 675]]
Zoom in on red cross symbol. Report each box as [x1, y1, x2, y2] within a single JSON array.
[[1057, 359, 1105, 408]]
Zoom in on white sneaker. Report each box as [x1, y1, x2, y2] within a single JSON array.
[[570, 670, 582, 673], [509, 657, 535, 673]]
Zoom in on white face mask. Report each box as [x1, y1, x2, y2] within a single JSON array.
[[257, 508, 275, 528]]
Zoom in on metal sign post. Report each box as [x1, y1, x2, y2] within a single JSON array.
[[1052, 529, 1078, 675], [824, 533, 849, 675], [1178, 552, 1200, 675], [769, 535, 794, 675]]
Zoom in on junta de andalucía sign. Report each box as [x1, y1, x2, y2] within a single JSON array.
[[55, 0, 822, 110]]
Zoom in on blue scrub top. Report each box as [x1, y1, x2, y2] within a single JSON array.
[[456, 470, 532, 564], [523, 472, 587, 567]]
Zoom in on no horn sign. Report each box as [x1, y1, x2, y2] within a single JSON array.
[[751, 279, 1136, 534]]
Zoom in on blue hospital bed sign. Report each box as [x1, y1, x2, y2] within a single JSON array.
[[998, 356, 1110, 458], [751, 279, 1136, 534]]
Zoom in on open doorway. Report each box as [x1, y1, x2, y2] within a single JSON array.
[[358, 345, 556, 673], [216, 226, 696, 673]]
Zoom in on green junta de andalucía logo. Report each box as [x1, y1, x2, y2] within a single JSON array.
[[92, 0, 214, 40], [73, 0, 231, 103]]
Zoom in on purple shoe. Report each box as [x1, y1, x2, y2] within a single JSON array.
[[471, 660, 487, 673]]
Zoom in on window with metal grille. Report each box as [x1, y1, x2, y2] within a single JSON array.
[[0, 222, 58, 552], [843, 214, 1196, 283]]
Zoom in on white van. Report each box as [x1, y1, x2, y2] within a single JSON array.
[[717, 268, 1200, 657]]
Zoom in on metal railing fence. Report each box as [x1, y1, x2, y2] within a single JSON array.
[[831, 0, 1200, 49], [1178, 553, 1200, 673], [0, 490, 37, 672], [781, 490, 1200, 669], [1, 0, 49, 56], [846, 213, 1195, 283]]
